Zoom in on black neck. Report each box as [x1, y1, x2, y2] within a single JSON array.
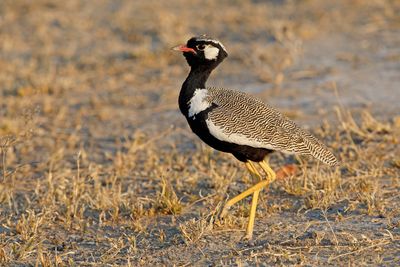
[[179, 65, 213, 115]]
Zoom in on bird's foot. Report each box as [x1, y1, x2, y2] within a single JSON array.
[[242, 233, 254, 242], [219, 204, 231, 220], [241, 234, 257, 247]]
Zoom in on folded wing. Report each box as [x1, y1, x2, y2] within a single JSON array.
[[204, 87, 338, 166]]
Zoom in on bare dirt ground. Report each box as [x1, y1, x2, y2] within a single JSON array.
[[0, 0, 399, 266]]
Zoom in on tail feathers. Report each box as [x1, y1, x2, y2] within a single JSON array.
[[303, 132, 339, 167]]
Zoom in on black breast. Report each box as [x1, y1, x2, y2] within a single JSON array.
[[185, 106, 273, 162]]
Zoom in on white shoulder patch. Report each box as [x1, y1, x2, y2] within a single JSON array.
[[188, 89, 211, 118], [204, 46, 219, 60]]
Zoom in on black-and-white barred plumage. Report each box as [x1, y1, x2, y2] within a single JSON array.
[[190, 87, 338, 166]]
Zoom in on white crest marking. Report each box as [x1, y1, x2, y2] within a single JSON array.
[[188, 89, 210, 118], [196, 38, 227, 54]]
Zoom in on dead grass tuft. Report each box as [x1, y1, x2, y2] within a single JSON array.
[[154, 177, 183, 215]]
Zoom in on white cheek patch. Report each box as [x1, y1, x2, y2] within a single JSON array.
[[204, 46, 219, 60], [188, 89, 210, 118]]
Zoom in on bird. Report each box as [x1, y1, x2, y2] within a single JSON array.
[[172, 36, 338, 239]]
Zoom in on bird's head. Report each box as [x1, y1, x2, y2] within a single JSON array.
[[173, 36, 228, 69]]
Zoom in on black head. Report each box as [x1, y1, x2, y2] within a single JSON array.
[[173, 36, 228, 69]]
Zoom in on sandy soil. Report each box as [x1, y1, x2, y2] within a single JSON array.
[[0, 0, 399, 266]]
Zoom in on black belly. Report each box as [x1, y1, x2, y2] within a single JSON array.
[[185, 109, 273, 162]]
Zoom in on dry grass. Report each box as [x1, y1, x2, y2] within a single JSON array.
[[0, 0, 399, 265]]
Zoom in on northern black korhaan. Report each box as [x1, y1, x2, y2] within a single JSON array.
[[173, 36, 338, 239]]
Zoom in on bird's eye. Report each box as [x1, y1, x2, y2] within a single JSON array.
[[197, 44, 206, 50]]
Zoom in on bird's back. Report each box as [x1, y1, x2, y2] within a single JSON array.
[[204, 87, 338, 166]]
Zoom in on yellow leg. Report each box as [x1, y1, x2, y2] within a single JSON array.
[[259, 158, 276, 182], [220, 176, 270, 218], [245, 161, 263, 239], [220, 158, 276, 239], [245, 188, 260, 239], [248, 161, 262, 181]]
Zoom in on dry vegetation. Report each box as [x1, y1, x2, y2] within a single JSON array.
[[0, 0, 399, 266]]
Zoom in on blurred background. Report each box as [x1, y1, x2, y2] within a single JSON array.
[[0, 0, 399, 265], [1, 0, 399, 135]]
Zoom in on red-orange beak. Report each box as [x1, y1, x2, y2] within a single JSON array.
[[172, 45, 197, 54]]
